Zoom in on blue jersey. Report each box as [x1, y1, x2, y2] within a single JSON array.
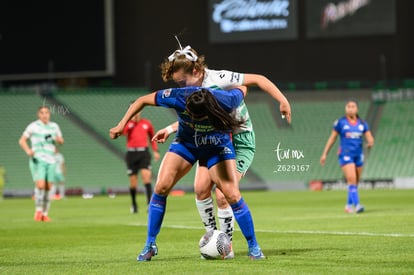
[[155, 86, 244, 168], [333, 116, 369, 155], [333, 116, 369, 167]]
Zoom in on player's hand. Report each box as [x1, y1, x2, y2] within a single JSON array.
[[152, 128, 170, 143], [109, 125, 123, 139], [26, 149, 35, 158], [55, 136, 64, 145], [280, 100, 291, 124], [320, 155, 327, 166]]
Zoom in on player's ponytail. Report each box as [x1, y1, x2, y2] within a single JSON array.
[[186, 89, 243, 132]]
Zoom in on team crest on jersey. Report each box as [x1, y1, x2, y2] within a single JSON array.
[[162, 89, 172, 98], [358, 124, 364, 131]]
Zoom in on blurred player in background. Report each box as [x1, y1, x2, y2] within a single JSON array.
[[19, 106, 64, 222], [320, 99, 374, 213], [50, 149, 66, 200], [153, 40, 291, 258], [122, 109, 160, 213]]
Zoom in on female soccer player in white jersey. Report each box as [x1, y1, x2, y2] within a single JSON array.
[[320, 99, 374, 213], [19, 106, 64, 221], [153, 42, 291, 258]]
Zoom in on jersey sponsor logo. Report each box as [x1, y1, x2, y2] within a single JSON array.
[[162, 89, 172, 98], [345, 131, 362, 139]]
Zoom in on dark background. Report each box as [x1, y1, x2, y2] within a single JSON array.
[[1, 0, 413, 90]]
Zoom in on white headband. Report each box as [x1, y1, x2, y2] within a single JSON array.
[[168, 45, 198, 62]]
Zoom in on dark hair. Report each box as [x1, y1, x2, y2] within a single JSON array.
[[346, 98, 359, 106], [186, 89, 243, 132], [345, 98, 360, 118]]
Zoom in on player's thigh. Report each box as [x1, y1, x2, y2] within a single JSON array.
[[341, 163, 357, 183], [30, 159, 46, 183], [233, 131, 255, 175], [154, 152, 193, 194]]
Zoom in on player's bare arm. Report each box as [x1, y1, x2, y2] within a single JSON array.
[[243, 74, 291, 123], [110, 93, 156, 139]]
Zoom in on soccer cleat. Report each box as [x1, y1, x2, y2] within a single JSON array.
[[248, 246, 265, 260], [53, 194, 61, 200], [42, 215, 52, 222], [224, 243, 234, 259], [137, 243, 158, 261], [34, 211, 43, 222], [130, 204, 138, 214], [355, 205, 365, 213], [344, 205, 354, 213]]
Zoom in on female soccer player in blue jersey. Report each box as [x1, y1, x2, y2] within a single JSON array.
[[320, 99, 374, 213], [109, 86, 265, 261]]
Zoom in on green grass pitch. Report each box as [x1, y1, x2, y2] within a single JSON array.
[[1, 189, 413, 274]]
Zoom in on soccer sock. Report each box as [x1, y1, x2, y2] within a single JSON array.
[[349, 185, 360, 206], [346, 185, 353, 207], [218, 206, 234, 241], [43, 190, 50, 215], [59, 184, 65, 198], [231, 197, 257, 248], [196, 197, 217, 232], [49, 184, 56, 199], [146, 193, 167, 244], [144, 183, 153, 205], [34, 188, 44, 212], [129, 187, 137, 206]]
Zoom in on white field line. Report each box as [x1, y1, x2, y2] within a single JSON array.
[[128, 223, 414, 238]]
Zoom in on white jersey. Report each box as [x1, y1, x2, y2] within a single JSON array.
[[202, 69, 253, 134], [22, 120, 63, 164]]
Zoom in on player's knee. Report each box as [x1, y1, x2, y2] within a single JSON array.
[[216, 195, 229, 208]]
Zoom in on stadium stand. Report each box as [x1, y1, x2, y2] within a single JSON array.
[[363, 101, 414, 179], [1, 88, 412, 196]]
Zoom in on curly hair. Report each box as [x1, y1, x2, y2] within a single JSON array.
[[160, 48, 207, 82]]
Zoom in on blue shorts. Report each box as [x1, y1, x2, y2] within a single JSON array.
[[338, 153, 364, 167], [168, 138, 236, 169]]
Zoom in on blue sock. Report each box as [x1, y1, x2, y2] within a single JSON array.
[[231, 197, 257, 248], [146, 193, 167, 245], [346, 185, 353, 206], [348, 185, 359, 206]]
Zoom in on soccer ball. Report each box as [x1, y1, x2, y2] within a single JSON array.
[[199, 230, 231, 259]]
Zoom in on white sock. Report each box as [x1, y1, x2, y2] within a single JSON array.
[[59, 184, 65, 198], [34, 188, 44, 212], [196, 197, 217, 231], [49, 184, 56, 199], [218, 206, 234, 242], [43, 190, 50, 215]]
